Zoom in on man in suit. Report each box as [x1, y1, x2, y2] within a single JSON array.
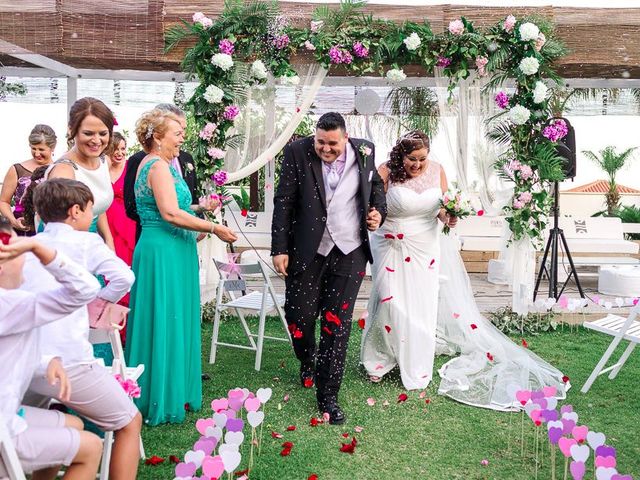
[[271, 112, 387, 424], [124, 103, 198, 240]]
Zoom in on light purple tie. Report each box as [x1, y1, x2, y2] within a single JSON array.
[[327, 163, 340, 191]]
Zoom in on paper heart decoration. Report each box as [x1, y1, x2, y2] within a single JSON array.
[[196, 418, 215, 435], [225, 431, 245, 446], [570, 461, 586, 480], [562, 411, 579, 423], [247, 411, 265, 428], [530, 410, 543, 425], [611, 475, 633, 480], [516, 390, 531, 405], [615, 297, 624, 307], [562, 419, 577, 435], [604, 302, 613, 310], [596, 467, 618, 480], [542, 409, 559, 422], [183, 450, 205, 468], [218, 444, 239, 455], [256, 387, 272, 403], [228, 388, 244, 400], [244, 397, 261, 412], [587, 432, 606, 450], [559, 437, 578, 457], [560, 405, 574, 415], [524, 403, 537, 416], [544, 386, 558, 399], [533, 398, 548, 410], [193, 438, 216, 455], [205, 426, 223, 441], [596, 446, 617, 458], [175, 462, 197, 478], [211, 398, 229, 413], [572, 425, 589, 443], [213, 413, 228, 428], [546, 397, 558, 410], [548, 427, 564, 445], [220, 449, 242, 474], [547, 420, 563, 431], [228, 397, 244, 411], [201, 455, 225, 480], [595, 456, 617, 469], [241, 388, 251, 400], [570, 444, 590, 463], [226, 418, 244, 432], [531, 390, 545, 400], [222, 409, 237, 419]]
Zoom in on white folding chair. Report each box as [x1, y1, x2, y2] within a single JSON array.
[[89, 325, 145, 480], [209, 259, 290, 371], [0, 418, 26, 480], [581, 304, 640, 393]]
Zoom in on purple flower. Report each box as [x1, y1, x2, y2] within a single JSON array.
[[436, 56, 452, 68], [223, 105, 240, 121], [495, 91, 510, 109], [219, 39, 235, 55], [352, 42, 369, 58], [329, 46, 343, 64], [212, 170, 228, 186], [543, 119, 569, 142], [272, 34, 290, 50]]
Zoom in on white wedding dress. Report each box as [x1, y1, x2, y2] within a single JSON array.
[[361, 161, 570, 410]]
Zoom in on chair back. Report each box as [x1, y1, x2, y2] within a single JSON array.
[[0, 417, 26, 480]]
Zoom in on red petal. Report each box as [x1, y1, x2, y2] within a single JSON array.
[[235, 468, 250, 476], [486, 352, 494, 361], [169, 455, 180, 464], [429, 259, 435, 267], [341, 432, 349, 438], [384, 325, 391, 333], [477, 210, 485, 216], [296, 107, 301, 113], [294, 329, 304, 339], [384, 233, 396, 239], [521, 338, 528, 348], [271, 431, 283, 438], [405, 256, 411, 262], [397, 393, 408, 403], [325, 311, 341, 326], [241, 209, 248, 217], [288, 323, 297, 334], [282, 441, 294, 448], [310, 417, 319, 427], [322, 326, 333, 335], [381, 296, 393, 303], [396, 233, 404, 239], [385, 266, 395, 272], [280, 447, 292, 456], [339, 442, 356, 454], [286, 425, 296, 431], [425, 398, 431, 404], [341, 302, 349, 310], [303, 377, 314, 388], [358, 271, 365, 277], [308, 475, 319, 480], [357, 318, 365, 329], [184, 402, 191, 412], [470, 324, 478, 330], [144, 455, 165, 465], [562, 375, 570, 384]]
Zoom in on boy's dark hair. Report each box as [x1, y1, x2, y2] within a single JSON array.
[[316, 112, 346, 133], [0, 215, 12, 235], [21, 166, 49, 230], [33, 178, 94, 224]]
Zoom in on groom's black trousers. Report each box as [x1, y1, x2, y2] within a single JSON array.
[[284, 245, 368, 401]]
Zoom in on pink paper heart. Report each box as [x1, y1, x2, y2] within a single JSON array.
[[559, 437, 578, 457], [516, 390, 531, 406], [228, 388, 244, 400], [228, 397, 244, 411], [244, 397, 261, 412], [211, 398, 229, 413], [543, 385, 557, 397], [595, 456, 617, 469], [570, 461, 586, 480], [572, 425, 589, 443], [530, 410, 543, 425], [195, 418, 215, 435], [202, 455, 225, 479]]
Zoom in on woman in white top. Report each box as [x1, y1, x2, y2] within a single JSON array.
[[47, 97, 115, 249]]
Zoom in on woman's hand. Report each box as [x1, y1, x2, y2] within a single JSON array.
[[213, 224, 237, 243], [12, 217, 28, 231]]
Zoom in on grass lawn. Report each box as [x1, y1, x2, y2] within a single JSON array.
[[137, 318, 639, 480]]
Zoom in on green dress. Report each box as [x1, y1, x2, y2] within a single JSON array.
[[125, 158, 202, 425]]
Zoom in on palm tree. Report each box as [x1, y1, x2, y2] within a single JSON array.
[[582, 146, 637, 215], [384, 87, 440, 138]]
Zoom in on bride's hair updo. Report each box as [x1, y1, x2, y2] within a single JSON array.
[[387, 130, 430, 184]]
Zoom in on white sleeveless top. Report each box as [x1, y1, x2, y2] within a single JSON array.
[[46, 157, 114, 217]]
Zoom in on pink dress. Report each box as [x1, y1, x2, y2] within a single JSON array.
[[107, 163, 137, 267]]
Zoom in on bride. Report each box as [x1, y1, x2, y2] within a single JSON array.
[[360, 131, 569, 410]]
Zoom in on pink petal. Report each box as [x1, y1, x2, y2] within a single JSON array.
[[366, 397, 376, 406]]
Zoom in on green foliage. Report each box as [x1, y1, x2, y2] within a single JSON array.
[[583, 146, 637, 215], [232, 187, 251, 211], [0, 76, 27, 100], [385, 87, 439, 138], [488, 306, 559, 335]]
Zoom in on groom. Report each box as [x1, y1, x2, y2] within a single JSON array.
[[271, 112, 386, 424]]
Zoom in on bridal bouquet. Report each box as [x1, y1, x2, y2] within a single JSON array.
[[440, 189, 474, 234]]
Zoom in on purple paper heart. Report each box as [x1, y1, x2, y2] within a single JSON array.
[[562, 419, 576, 435], [611, 475, 633, 480], [560, 404, 574, 414], [548, 427, 564, 445], [228, 397, 244, 411], [175, 462, 197, 478], [570, 461, 586, 480], [596, 445, 617, 458], [542, 409, 559, 422], [534, 398, 548, 410], [531, 390, 545, 400], [222, 409, 236, 419], [193, 438, 216, 455], [226, 418, 245, 432]]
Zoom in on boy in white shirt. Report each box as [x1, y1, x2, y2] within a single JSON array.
[[22, 178, 141, 480], [0, 217, 102, 479]]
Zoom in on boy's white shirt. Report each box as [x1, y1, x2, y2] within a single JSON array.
[[21, 222, 135, 368], [0, 251, 101, 437]]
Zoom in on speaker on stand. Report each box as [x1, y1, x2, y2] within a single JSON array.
[[533, 117, 585, 301]]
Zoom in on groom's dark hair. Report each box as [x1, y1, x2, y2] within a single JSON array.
[[316, 112, 346, 133]]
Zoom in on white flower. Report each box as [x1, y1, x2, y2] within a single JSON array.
[[403, 33, 421, 51], [508, 104, 531, 125], [310, 20, 324, 33], [199, 17, 213, 29], [280, 75, 300, 86], [203, 85, 224, 104], [211, 53, 234, 71], [192, 12, 205, 22], [519, 56, 540, 76], [386, 68, 407, 83], [532, 81, 548, 103], [304, 40, 316, 51], [519, 22, 540, 42], [448, 19, 464, 35], [250, 60, 268, 80]]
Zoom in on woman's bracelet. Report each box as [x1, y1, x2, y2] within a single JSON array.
[[210, 222, 216, 234]]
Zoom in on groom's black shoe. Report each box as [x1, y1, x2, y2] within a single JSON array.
[[300, 364, 315, 389], [318, 396, 346, 425]]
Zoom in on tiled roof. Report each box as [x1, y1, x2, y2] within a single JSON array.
[[564, 180, 640, 194]]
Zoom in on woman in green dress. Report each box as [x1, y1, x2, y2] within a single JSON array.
[[125, 108, 237, 425]]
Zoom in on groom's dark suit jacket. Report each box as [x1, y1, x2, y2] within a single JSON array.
[[271, 136, 387, 273]]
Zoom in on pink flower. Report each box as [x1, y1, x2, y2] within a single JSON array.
[[212, 170, 228, 186], [495, 91, 509, 109], [481, 459, 489, 466], [504, 15, 516, 33], [223, 105, 240, 121], [304, 40, 316, 51], [448, 19, 465, 35], [475, 56, 488, 77], [543, 119, 568, 142], [199, 122, 217, 141], [363, 146, 372, 156], [518, 191, 533, 204], [219, 39, 235, 55], [208, 147, 226, 160], [272, 34, 290, 50], [328, 46, 353, 64], [519, 164, 533, 180], [352, 41, 369, 58], [199, 17, 213, 29], [436, 56, 452, 68], [513, 199, 525, 209], [114, 374, 141, 398], [535, 32, 546, 52], [192, 12, 205, 22]]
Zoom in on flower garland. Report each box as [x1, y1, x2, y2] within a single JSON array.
[[166, 1, 568, 244]]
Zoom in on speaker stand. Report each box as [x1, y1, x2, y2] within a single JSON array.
[[533, 181, 585, 301]]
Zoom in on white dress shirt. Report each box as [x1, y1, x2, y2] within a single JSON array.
[[0, 251, 100, 437], [21, 223, 135, 367]]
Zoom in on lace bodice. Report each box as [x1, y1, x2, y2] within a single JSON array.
[[134, 158, 196, 241], [388, 160, 441, 194]]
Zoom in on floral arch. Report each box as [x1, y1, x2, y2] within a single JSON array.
[[166, 0, 569, 244]]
